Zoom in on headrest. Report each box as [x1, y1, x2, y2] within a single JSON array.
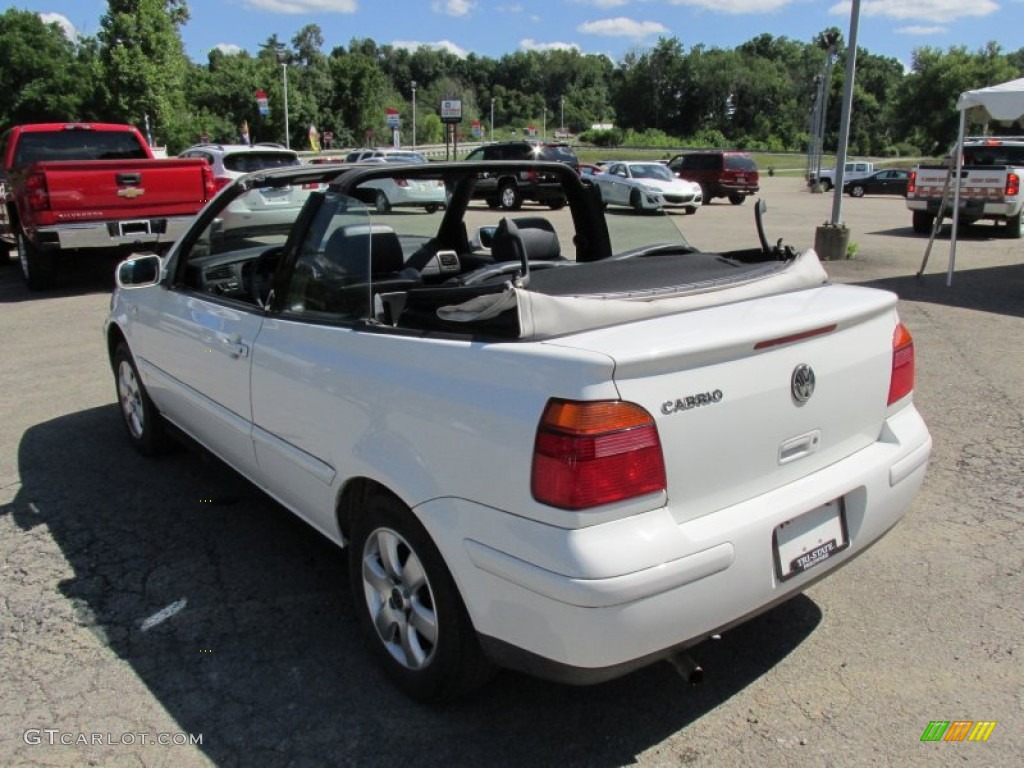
[[491, 217, 562, 262], [325, 223, 405, 275]]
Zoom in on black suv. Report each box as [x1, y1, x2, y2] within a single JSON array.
[[667, 150, 759, 205], [464, 141, 579, 210]]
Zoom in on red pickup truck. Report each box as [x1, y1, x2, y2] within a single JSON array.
[[0, 122, 214, 289]]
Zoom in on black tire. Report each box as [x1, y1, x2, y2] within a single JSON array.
[[684, 206, 698, 215], [820, 179, 833, 192], [497, 181, 522, 211], [18, 233, 57, 291], [424, 204, 440, 214], [1006, 208, 1023, 239], [0, 242, 11, 266], [728, 194, 745, 205], [630, 189, 645, 213], [374, 190, 392, 214], [912, 210, 934, 235], [700, 184, 711, 204], [349, 492, 494, 702], [113, 343, 174, 456], [850, 184, 866, 198], [547, 199, 566, 211]]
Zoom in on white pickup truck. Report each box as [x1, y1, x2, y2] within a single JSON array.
[[906, 137, 1024, 237], [809, 160, 877, 191], [106, 159, 932, 701]]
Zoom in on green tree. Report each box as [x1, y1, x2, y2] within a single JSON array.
[[0, 9, 98, 126], [98, 0, 193, 149]]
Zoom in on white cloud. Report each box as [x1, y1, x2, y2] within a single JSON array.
[[897, 26, 948, 35], [828, 0, 998, 22], [39, 12, 77, 39], [578, 17, 670, 38], [521, 38, 582, 52], [392, 39, 470, 58], [216, 43, 244, 54], [573, 0, 630, 8], [665, 0, 794, 12], [243, 0, 357, 13], [431, 0, 476, 16]]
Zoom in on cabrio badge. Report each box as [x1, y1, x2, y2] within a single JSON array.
[[791, 364, 816, 403], [661, 390, 723, 415]]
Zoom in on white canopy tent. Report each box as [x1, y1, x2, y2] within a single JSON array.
[[945, 77, 1024, 285]]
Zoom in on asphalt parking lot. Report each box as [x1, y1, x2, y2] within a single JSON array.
[[1, 176, 1021, 767]]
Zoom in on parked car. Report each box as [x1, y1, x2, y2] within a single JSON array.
[[345, 148, 428, 164], [358, 156, 447, 213], [591, 161, 702, 213], [810, 160, 877, 192], [667, 150, 759, 205], [179, 143, 309, 239], [463, 141, 579, 210], [106, 158, 931, 702], [0, 122, 213, 289], [844, 169, 910, 198]]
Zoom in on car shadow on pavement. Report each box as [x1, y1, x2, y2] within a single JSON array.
[[0, 255, 118, 303], [857, 262, 1024, 319], [5, 406, 823, 767]]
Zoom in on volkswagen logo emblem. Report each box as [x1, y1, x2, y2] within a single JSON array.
[[791, 364, 816, 403]]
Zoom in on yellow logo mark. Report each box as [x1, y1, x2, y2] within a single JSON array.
[[117, 187, 145, 199]]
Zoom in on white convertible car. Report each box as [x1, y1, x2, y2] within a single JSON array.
[[592, 160, 703, 213], [106, 160, 931, 701]]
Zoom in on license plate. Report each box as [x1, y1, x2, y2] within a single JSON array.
[[773, 498, 848, 580]]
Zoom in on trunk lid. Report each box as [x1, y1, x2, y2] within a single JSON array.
[[548, 284, 899, 524]]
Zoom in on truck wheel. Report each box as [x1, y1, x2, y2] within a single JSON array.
[[18, 234, 57, 291], [498, 181, 522, 211], [1006, 208, 1023, 239], [728, 194, 746, 205], [912, 211, 934, 235], [349, 491, 494, 702], [547, 199, 566, 211], [700, 184, 711, 204], [820, 179, 833, 192], [0, 242, 11, 265], [113, 343, 174, 456]]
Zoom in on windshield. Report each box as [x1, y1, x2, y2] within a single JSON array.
[[631, 164, 673, 181], [224, 152, 301, 173]]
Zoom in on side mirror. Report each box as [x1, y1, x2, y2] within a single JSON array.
[[116, 253, 162, 288]]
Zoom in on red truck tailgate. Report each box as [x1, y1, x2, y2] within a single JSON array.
[[28, 159, 210, 225]]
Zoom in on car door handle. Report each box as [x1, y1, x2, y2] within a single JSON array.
[[220, 336, 249, 359]]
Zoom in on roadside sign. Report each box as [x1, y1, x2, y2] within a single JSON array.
[[386, 108, 400, 128], [440, 100, 462, 124], [255, 89, 269, 117]]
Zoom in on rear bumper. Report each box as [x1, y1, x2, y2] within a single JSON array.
[[907, 199, 1020, 219], [29, 215, 195, 252], [415, 403, 931, 682]]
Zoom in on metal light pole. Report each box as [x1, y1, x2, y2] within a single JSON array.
[[560, 95, 564, 133], [490, 97, 495, 142], [277, 51, 290, 149], [814, 0, 861, 260], [542, 106, 546, 141], [411, 80, 417, 150]]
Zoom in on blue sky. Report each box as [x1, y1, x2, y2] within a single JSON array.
[[15, 0, 1024, 70]]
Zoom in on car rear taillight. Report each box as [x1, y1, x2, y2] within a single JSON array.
[[1006, 172, 1020, 197], [201, 165, 216, 202], [212, 176, 233, 193], [907, 171, 917, 196], [888, 322, 915, 406], [25, 172, 50, 211], [532, 399, 666, 510], [395, 179, 409, 188]]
